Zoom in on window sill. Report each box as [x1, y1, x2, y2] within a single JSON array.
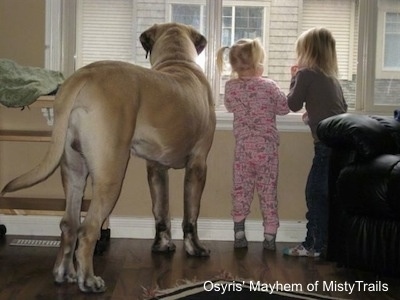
[[33, 103, 309, 133], [216, 111, 309, 132]]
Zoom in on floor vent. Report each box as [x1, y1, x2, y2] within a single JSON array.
[[10, 239, 60, 247]]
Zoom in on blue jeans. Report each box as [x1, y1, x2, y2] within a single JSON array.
[[303, 142, 331, 252]]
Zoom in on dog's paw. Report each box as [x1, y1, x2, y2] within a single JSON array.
[[184, 238, 210, 257], [53, 267, 77, 284], [151, 239, 176, 253], [151, 230, 176, 253], [78, 276, 106, 293]]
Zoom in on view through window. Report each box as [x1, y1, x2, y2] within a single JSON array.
[[58, 0, 400, 115]]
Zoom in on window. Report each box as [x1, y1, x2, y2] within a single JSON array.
[[365, 0, 400, 110], [166, 1, 269, 111], [171, 4, 205, 32], [302, 0, 357, 109], [168, 2, 207, 71], [384, 12, 400, 70], [222, 6, 264, 45], [76, 0, 135, 67], [46, 0, 400, 130], [374, 10, 400, 107]]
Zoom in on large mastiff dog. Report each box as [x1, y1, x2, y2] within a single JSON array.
[[1, 23, 216, 292]]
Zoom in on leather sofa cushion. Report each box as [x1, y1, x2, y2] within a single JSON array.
[[337, 154, 400, 219], [317, 113, 400, 160], [341, 214, 400, 276]]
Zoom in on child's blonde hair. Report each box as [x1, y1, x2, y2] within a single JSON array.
[[217, 38, 265, 78], [296, 27, 339, 77]]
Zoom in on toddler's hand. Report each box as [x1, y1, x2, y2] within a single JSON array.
[[291, 65, 299, 77], [302, 111, 309, 125]]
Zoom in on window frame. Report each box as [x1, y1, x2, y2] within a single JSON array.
[[221, 3, 269, 45], [166, 0, 207, 33], [45, 0, 398, 132], [357, 0, 400, 113], [376, 1, 400, 79], [382, 12, 400, 71]]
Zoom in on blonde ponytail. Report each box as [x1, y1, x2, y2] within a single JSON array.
[[216, 46, 229, 74], [251, 39, 265, 69], [217, 38, 266, 78]]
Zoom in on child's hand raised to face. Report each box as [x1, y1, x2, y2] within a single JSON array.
[[291, 65, 299, 77], [302, 111, 309, 125]]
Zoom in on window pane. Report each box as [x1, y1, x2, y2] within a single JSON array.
[[384, 12, 400, 69], [222, 7, 233, 46], [172, 5, 202, 31], [234, 7, 263, 40], [384, 35, 400, 68], [374, 1, 400, 106]]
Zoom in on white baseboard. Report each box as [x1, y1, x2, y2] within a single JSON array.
[[0, 215, 306, 242]]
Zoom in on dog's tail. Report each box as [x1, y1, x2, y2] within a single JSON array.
[[0, 76, 86, 196]]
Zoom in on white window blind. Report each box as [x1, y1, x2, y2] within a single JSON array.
[[76, 0, 134, 68], [302, 0, 356, 81]]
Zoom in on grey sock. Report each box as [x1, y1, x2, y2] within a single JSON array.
[[264, 233, 275, 241], [234, 220, 245, 233], [263, 234, 276, 251], [233, 220, 247, 248]]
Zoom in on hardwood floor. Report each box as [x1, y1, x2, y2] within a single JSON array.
[[0, 235, 399, 300]]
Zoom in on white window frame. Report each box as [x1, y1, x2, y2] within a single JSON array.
[[221, 2, 269, 45], [376, 0, 400, 79], [47, 0, 400, 130], [357, 0, 400, 113], [220, 2, 270, 74], [166, 0, 207, 34], [44, 0, 62, 72], [45, 0, 76, 75]]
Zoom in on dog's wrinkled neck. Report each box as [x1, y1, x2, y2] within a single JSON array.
[[151, 59, 201, 72]]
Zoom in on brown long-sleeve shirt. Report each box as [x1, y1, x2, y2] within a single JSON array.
[[287, 68, 347, 142]]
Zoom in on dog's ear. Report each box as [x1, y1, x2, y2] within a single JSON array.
[[140, 25, 157, 59], [190, 29, 207, 55]]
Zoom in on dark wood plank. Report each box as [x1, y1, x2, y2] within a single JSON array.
[[0, 236, 399, 299], [0, 130, 52, 142]]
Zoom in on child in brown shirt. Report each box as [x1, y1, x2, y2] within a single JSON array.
[[284, 27, 347, 257]]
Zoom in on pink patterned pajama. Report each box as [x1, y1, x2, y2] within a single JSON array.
[[224, 76, 289, 235], [231, 136, 279, 235]]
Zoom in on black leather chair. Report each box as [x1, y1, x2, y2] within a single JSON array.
[[0, 224, 6, 239], [317, 113, 400, 277]]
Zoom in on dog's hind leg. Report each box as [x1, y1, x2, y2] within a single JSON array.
[[75, 148, 130, 293], [146, 161, 176, 253], [53, 138, 89, 284], [182, 156, 210, 256]]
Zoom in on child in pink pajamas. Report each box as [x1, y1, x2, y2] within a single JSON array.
[[217, 39, 289, 250]]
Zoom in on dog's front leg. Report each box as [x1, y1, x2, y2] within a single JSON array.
[[182, 157, 210, 256], [147, 161, 176, 252]]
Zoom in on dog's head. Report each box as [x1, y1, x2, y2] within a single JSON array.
[[140, 23, 207, 60]]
